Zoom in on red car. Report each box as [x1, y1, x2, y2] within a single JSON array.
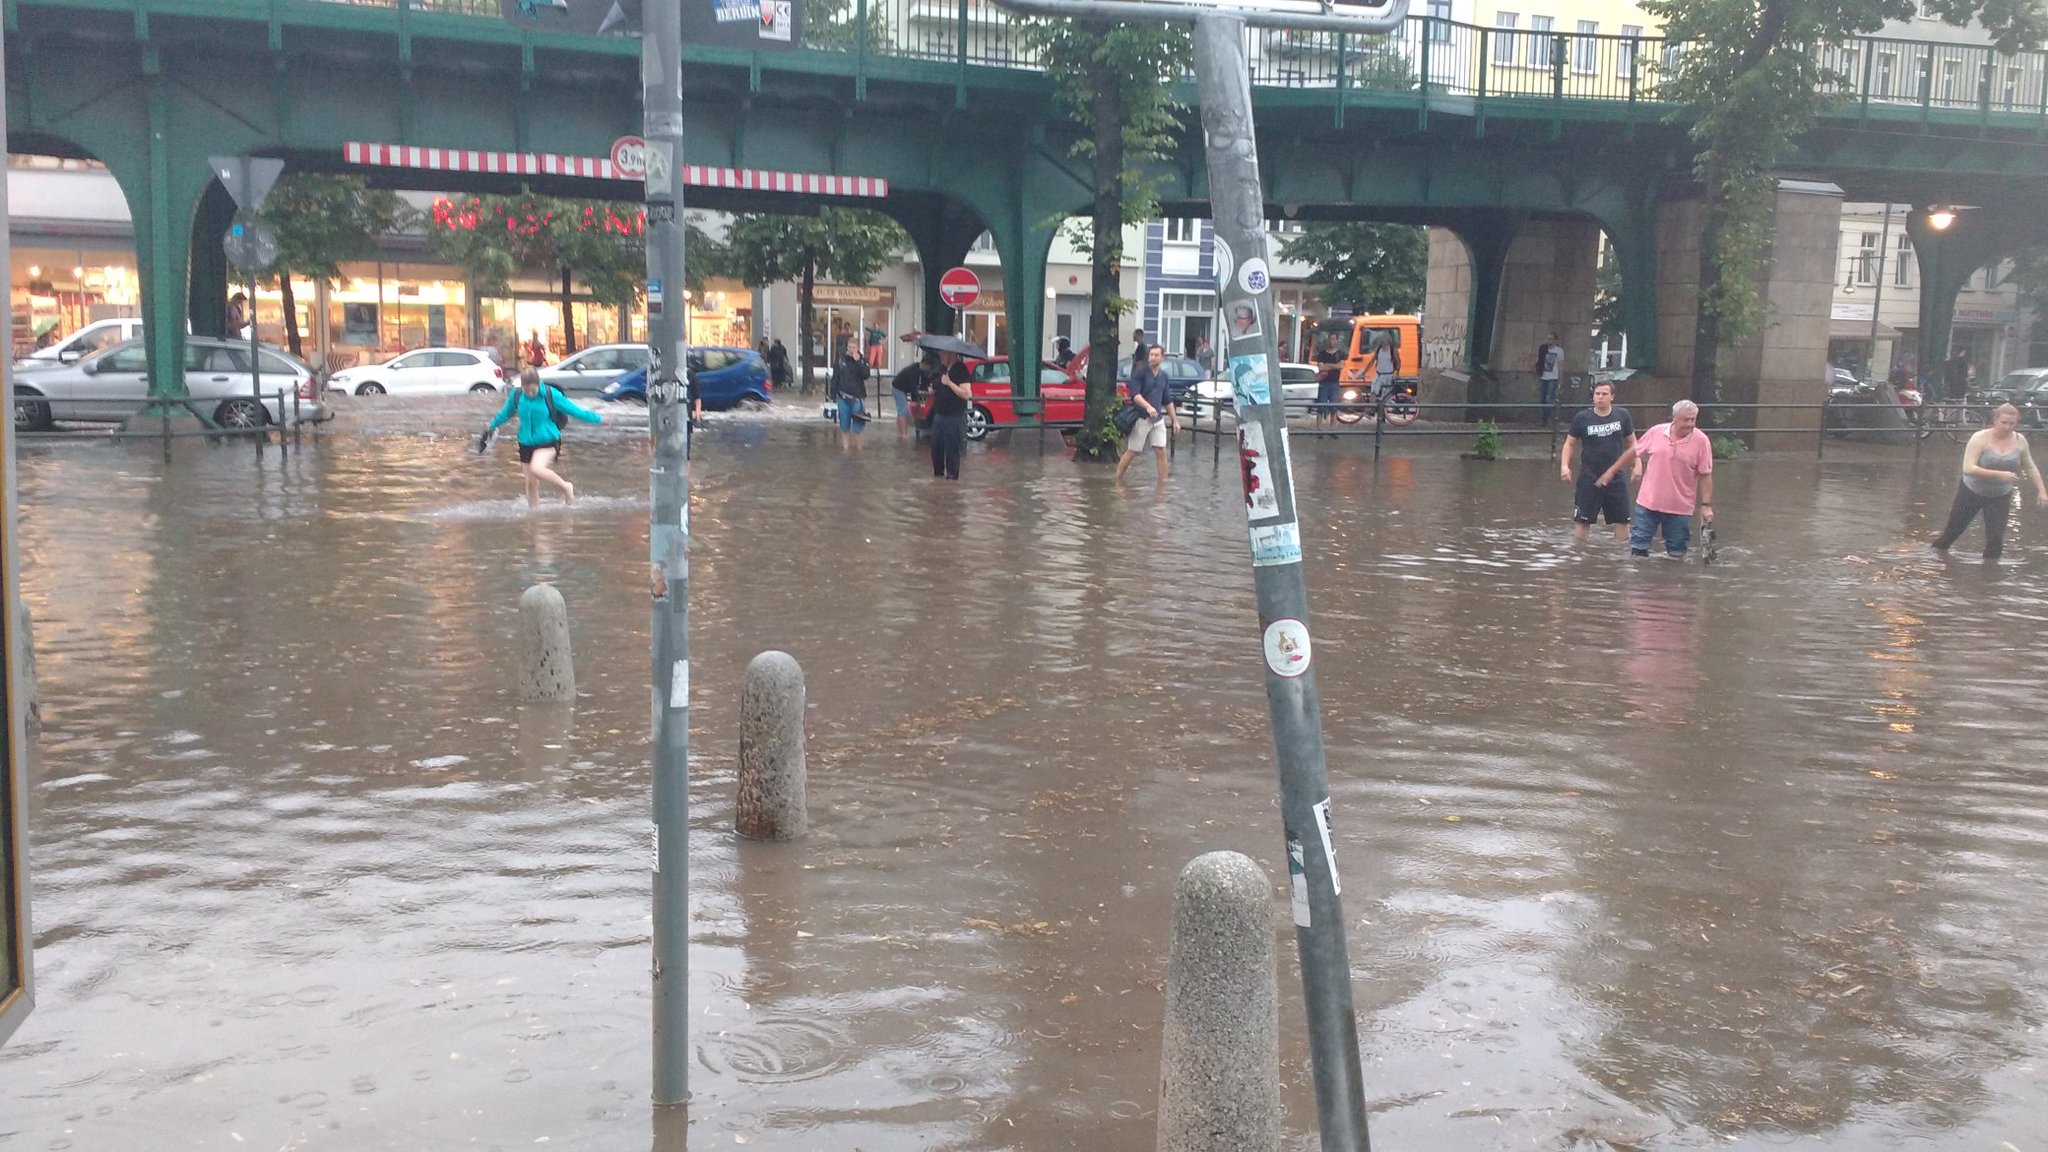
[[914, 357, 1086, 441]]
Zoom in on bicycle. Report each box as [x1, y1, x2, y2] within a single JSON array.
[[1926, 396, 1990, 442]]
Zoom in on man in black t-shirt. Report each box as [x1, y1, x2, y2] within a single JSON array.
[[1559, 380, 1638, 542]]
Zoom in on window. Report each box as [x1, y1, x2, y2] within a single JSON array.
[[1493, 12, 1517, 65], [2003, 64, 2022, 108], [258, 352, 299, 376], [1573, 21, 1597, 73], [434, 352, 478, 368], [1528, 16, 1553, 67], [1855, 232, 1879, 286], [392, 352, 433, 370], [1427, 0, 1451, 41], [1617, 25, 1642, 77], [1895, 235, 1914, 287], [969, 231, 996, 253], [1939, 58, 1961, 103], [1164, 218, 1200, 244], [1875, 50, 1897, 96], [102, 346, 149, 373]]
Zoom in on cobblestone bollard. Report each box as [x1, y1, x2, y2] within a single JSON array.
[[736, 650, 807, 840], [516, 584, 575, 702], [1157, 850, 1279, 1152], [16, 600, 38, 728]]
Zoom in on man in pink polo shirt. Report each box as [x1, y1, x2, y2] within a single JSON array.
[[1628, 399, 1715, 558]]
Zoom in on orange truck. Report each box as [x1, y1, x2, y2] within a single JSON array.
[[1309, 312, 1423, 424]]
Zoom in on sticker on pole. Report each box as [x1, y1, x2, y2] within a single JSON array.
[[1312, 798, 1341, 895], [1238, 421, 1280, 521], [1286, 834, 1311, 927], [1227, 355, 1269, 407], [1249, 521, 1302, 568], [643, 141, 674, 189], [1237, 257, 1270, 295], [1262, 617, 1311, 678]]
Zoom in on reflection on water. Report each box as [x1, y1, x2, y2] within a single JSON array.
[[4, 400, 2047, 1151]]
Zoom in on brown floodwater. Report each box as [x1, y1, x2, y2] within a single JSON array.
[[2, 397, 2045, 1151]]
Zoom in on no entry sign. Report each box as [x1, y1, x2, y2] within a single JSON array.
[[939, 266, 980, 310]]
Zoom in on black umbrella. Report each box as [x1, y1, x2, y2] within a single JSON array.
[[915, 332, 989, 359]]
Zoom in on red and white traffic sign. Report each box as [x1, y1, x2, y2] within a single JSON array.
[[610, 136, 649, 178], [938, 266, 980, 309]]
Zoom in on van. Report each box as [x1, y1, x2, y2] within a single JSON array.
[[16, 317, 146, 371]]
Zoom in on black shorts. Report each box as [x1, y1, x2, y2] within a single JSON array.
[[1574, 471, 1630, 524], [518, 440, 561, 464]]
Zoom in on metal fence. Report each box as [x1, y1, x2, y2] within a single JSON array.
[[299, 2, 2048, 120]]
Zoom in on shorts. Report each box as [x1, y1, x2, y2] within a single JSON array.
[[1574, 471, 1630, 524], [835, 394, 866, 432], [893, 390, 911, 420], [518, 440, 560, 464], [1127, 413, 1168, 450], [1315, 375, 1340, 412]]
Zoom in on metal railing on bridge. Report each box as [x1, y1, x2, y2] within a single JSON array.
[[308, 0, 2048, 122]]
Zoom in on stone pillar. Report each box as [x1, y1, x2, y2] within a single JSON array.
[[1490, 217, 1601, 420], [1156, 851, 1278, 1152], [1421, 227, 1474, 407], [1651, 181, 1843, 446], [736, 651, 807, 841], [515, 584, 575, 701]]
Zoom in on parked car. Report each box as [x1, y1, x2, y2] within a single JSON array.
[[1192, 362, 1320, 414], [599, 347, 772, 409], [14, 316, 146, 372], [13, 336, 322, 430], [1981, 368, 2048, 425], [541, 343, 653, 394], [326, 347, 505, 396], [1066, 347, 1209, 404], [909, 357, 1086, 441]]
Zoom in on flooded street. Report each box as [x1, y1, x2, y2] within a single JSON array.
[[3, 396, 2046, 1151]]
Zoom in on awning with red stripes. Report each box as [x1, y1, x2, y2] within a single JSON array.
[[342, 142, 889, 198]]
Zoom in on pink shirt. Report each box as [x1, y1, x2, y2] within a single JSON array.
[[1635, 422, 1714, 515]]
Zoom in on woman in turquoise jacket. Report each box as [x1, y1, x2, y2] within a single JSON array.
[[485, 367, 603, 507]]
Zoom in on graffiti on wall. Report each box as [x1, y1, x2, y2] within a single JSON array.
[[1424, 318, 1467, 371]]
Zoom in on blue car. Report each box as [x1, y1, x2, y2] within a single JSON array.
[[600, 347, 773, 409]]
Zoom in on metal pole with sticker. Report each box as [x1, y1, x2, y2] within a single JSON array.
[[643, 0, 693, 1108], [980, 3, 1403, 1148]]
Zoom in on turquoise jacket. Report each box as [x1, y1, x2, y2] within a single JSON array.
[[487, 384, 601, 447]]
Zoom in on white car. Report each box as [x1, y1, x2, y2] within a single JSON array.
[[1193, 362, 1321, 415], [13, 336, 322, 430], [540, 343, 652, 394], [327, 347, 505, 396], [15, 317, 147, 372]]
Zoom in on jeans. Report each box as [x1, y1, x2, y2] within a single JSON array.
[[835, 394, 865, 432], [1538, 377, 1559, 422], [1629, 506, 1694, 555], [1932, 480, 2014, 559], [930, 413, 965, 479]]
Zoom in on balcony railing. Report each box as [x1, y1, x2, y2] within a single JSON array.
[[302, 1, 2048, 119]]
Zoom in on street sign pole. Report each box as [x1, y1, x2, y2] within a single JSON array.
[[212, 157, 285, 436], [642, 0, 693, 1109], [988, 1, 1407, 1148]]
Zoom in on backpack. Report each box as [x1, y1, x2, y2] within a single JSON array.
[[542, 386, 569, 430]]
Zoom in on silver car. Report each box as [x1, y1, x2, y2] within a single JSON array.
[[540, 343, 653, 394], [13, 336, 322, 431]]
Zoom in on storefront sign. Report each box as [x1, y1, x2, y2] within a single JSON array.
[[812, 284, 896, 306]]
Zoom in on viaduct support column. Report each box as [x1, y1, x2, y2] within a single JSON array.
[[188, 180, 235, 340], [896, 196, 987, 336], [1905, 208, 2008, 384], [987, 205, 1057, 400]]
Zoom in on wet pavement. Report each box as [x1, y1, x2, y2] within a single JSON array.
[[3, 395, 2046, 1151]]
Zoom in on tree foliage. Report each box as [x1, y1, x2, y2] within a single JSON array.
[[2010, 247, 2048, 317], [255, 174, 414, 357], [1021, 17, 1188, 459], [1638, 0, 2046, 402], [425, 193, 649, 312], [719, 208, 909, 391], [1278, 222, 1426, 314]]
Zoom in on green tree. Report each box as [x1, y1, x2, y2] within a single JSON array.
[[1277, 222, 1426, 314], [719, 208, 910, 391], [255, 174, 414, 359], [1022, 17, 1188, 459], [1638, 0, 2045, 404], [2011, 247, 2048, 317], [802, 0, 890, 53], [1592, 235, 1624, 350]]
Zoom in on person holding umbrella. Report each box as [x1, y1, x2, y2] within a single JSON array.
[[917, 333, 982, 480]]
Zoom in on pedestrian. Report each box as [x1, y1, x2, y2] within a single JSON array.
[[1116, 344, 1179, 484], [1559, 380, 1638, 543], [926, 349, 972, 480], [1195, 335, 1214, 374], [525, 330, 550, 368], [1943, 347, 1971, 403], [1312, 330, 1343, 428], [767, 338, 791, 390], [1931, 403, 2047, 561], [1053, 335, 1074, 368], [757, 337, 769, 361], [831, 335, 869, 451], [891, 349, 938, 441], [482, 367, 603, 508], [1627, 399, 1714, 558], [1131, 327, 1150, 366], [1533, 332, 1564, 425], [1368, 332, 1396, 404], [226, 291, 250, 338]]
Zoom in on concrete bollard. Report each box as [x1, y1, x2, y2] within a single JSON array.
[[736, 650, 807, 840], [516, 584, 575, 701], [1157, 850, 1279, 1152], [16, 600, 38, 728]]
